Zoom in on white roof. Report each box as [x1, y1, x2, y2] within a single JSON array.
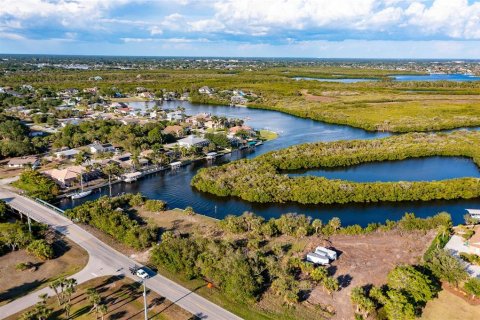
[[178, 135, 208, 145]]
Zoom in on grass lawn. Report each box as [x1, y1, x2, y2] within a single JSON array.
[[259, 129, 278, 141], [6, 276, 192, 320], [0, 234, 88, 307], [421, 289, 480, 320]]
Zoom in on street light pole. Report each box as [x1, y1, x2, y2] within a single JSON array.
[[143, 279, 148, 320]]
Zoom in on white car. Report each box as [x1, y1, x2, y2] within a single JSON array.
[[136, 268, 149, 279]]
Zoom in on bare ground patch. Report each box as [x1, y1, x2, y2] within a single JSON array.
[[5, 275, 192, 320], [305, 230, 436, 320], [0, 234, 88, 306], [300, 89, 337, 103]]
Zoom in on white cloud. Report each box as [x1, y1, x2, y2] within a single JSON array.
[[149, 26, 163, 35], [199, 0, 480, 40]]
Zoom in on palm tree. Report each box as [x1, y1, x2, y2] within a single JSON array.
[[328, 217, 341, 231], [102, 162, 121, 197], [87, 288, 101, 318], [312, 219, 323, 234], [98, 303, 108, 320]]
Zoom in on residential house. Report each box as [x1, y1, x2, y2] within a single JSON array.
[[44, 165, 85, 188], [198, 86, 213, 95], [229, 125, 254, 135], [7, 156, 39, 169], [55, 149, 80, 160], [163, 125, 185, 137], [177, 135, 209, 148], [166, 111, 185, 122], [89, 142, 116, 154], [139, 92, 155, 99], [231, 95, 248, 105]]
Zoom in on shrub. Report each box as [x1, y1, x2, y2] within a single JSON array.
[[184, 206, 195, 216], [464, 278, 480, 298], [143, 199, 167, 212], [459, 252, 480, 266], [129, 193, 145, 207], [15, 262, 33, 271], [26, 240, 54, 260]]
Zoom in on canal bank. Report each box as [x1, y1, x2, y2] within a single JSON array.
[[58, 100, 480, 226]]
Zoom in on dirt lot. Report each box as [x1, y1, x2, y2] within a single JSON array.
[[6, 275, 192, 320], [305, 230, 437, 320], [300, 89, 337, 103], [138, 208, 220, 237], [0, 234, 88, 306]]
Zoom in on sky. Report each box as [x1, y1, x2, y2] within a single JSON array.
[[1, 0, 480, 58]]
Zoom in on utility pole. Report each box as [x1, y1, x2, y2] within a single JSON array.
[[143, 279, 148, 320], [27, 211, 32, 233]]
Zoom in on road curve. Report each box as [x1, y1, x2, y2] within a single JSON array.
[[0, 189, 241, 320]]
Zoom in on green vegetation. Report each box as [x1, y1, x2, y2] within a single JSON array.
[[64, 194, 157, 250], [52, 119, 175, 152], [12, 169, 59, 201], [192, 131, 480, 205], [26, 239, 54, 260], [0, 218, 55, 260], [459, 252, 480, 266], [463, 278, 480, 299], [150, 211, 450, 315], [259, 130, 278, 141], [143, 199, 167, 212]]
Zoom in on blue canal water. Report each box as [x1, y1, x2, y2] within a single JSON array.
[[287, 157, 480, 182], [294, 74, 480, 83], [393, 74, 480, 82], [58, 101, 480, 226]]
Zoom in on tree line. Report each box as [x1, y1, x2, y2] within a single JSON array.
[[64, 194, 158, 250]]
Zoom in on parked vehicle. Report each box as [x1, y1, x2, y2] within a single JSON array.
[[306, 252, 329, 265], [136, 268, 149, 279], [315, 246, 337, 260]]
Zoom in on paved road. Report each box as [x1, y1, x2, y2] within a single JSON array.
[[0, 189, 241, 320]]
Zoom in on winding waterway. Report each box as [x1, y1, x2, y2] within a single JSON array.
[[59, 101, 480, 226]]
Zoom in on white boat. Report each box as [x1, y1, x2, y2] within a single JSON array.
[[466, 209, 480, 220], [71, 190, 92, 199], [71, 173, 91, 199]]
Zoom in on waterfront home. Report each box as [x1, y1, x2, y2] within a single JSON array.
[[166, 110, 185, 122], [139, 91, 155, 99], [231, 95, 248, 105], [89, 142, 115, 154], [198, 86, 213, 95], [7, 156, 40, 169], [229, 125, 254, 136], [44, 165, 85, 188], [55, 149, 80, 160], [177, 135, 209, 148]]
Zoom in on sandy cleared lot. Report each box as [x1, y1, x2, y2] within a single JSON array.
[[306, 230, 437, 320], [421, 289, 480, 320], [6, 275, 192, 320], [0, 234, 88, 306]]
